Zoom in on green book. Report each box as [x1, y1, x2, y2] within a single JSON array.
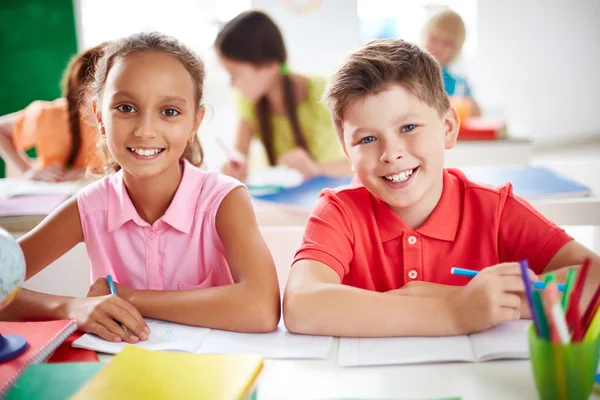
[[6, 362, 106, 400]]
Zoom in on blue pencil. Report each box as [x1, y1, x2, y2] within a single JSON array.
[[519, 260, 543, 335], [106, 275, 128, 333], [107, 274, 117, 295], [451, 267, 565, 292]]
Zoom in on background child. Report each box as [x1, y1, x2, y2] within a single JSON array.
[[0, 43, 107, 181], [0, 32, 280, 342], [422, 9, 481, 118], [283, 39, 599, 338], [215, 10, 350, 181]]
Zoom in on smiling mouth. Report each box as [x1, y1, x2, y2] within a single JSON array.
[[382, 167, 419, 183], [127, 147, 165, 157]]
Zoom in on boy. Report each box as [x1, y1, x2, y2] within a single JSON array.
[[282, 39, 599, 337], [423, 9, 481, 117]]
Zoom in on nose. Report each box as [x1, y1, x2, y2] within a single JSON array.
[[134, 112, 157, 140], [379, 135, 405, 163]]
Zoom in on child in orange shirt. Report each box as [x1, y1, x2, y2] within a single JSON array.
[[283, 39, 600, 338], [0, 43, 106, 181]]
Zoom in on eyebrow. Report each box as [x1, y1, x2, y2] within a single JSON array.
[[112, 91, 188, 104], [350, 113, 419, 138]]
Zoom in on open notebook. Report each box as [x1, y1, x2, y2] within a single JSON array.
[[73, 318, 332, 359], [338, 320, 530, 367]]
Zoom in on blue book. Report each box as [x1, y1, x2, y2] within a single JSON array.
[[462, 166, 590, 200], [251, 166, 589, 209]]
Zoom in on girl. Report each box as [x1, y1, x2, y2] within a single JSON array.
[[0, 32, 281, 343], [0, 43, 107, 181], [215, 10, 351, 181]]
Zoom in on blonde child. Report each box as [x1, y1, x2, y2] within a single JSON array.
[[422, 9, 481, 117], [1, 32, 281, 342], [283, 39, 599, 337], [0, 43, 107, 181], [215, 10, 350, 181]]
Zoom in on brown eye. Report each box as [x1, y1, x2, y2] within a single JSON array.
[[161, 108, 180, 117]]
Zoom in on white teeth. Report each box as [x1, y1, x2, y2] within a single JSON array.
[[130, 148, 162, 157], [385, 169, 414, 182]]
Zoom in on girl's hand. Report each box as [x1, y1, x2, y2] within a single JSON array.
[[278, 148, 320, 178], [222, 158, 248, 182], [23, 163, 66, 182]]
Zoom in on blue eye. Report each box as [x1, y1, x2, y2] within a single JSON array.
[[116, 104, 135, 113], [360, 136, 376, 144], [401, 124, 416, 132], [161, 108, 180, 117]]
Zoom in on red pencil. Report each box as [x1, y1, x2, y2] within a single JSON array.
[[565, 258, 591, 339], [581, 281, 600, 333]]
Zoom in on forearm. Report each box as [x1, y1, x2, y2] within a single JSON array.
[[0, 288, 72, 321], [125, 281, 280, 333], [0, 130, 32, 174], [390, 281, 461, 297], [283, 283, 459, 337], [317, 159, 352, 177]]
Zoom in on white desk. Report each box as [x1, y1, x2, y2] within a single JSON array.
[[445, 139, 533, 168], [96, 338, 600, 400]]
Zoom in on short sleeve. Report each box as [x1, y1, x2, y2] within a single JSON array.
[[233, 91, 256, 125], [498, 186, 573, 274], [293, 190, 354, 279], [12, 101, 46, 150]]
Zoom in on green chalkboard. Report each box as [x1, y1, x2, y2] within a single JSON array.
[[0, 0, 78, 177]]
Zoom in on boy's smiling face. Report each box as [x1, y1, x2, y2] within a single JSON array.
[[341, 84, 459, 223]]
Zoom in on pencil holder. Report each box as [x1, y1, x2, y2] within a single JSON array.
[[528, 324, 600, 400]]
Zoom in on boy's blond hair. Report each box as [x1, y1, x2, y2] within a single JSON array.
[[423, 9, 466, 50], [322, 39, 451, 137]]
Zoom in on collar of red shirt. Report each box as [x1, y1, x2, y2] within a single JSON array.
[[373, 169, 461, 242], [107, 160, 197, 233]]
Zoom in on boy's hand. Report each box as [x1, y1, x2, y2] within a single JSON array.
[[278, 148, 320, 178], [448, 262, 537, 334], [387, 281, 461, 297]]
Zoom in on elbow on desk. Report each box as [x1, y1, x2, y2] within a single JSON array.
[[282, 290, 320, 335]]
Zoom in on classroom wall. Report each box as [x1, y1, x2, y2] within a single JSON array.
[[250, 0, 361, 74], [471, 0, 600, 146], [0, 0, 78, 178]]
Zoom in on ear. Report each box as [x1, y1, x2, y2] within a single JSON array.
[[190, 106, 206, 141], [443, 106, 460, 150], [92, 100, 104, 135]]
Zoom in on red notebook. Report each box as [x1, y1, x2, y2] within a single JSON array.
[[0, 319, 77, 397], [47, 332, 99, 363], [458, 118, 508, 140]]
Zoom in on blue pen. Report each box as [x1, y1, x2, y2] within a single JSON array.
[[451, 267, 565, 292], [107, 274, 117, 295], [106, 275, 128, 333]]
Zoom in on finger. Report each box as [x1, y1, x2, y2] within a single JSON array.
[[88, 321, 122, 342], [499, 293, 521, 310], [108, 299, 149, 338], [493, 262, 522, 276], [499, 276, 528, 292], [97, 314, 139, 343], [499, 307, 521, 322]]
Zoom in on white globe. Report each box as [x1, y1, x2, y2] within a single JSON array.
[[0, 227, 25, 311]]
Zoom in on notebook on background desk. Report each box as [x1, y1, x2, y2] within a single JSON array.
[[338, 320, 530, 367], [249, 166, 590, 210]]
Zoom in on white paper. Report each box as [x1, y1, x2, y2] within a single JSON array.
[[0, 179, 81, 199], [338, 335, 473, 367], [469, 320, 530, 362], [72, 318, 210, 355], [196, 320, 333, 359]]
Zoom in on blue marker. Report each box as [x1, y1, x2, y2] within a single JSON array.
[[106, 275, 128, 333], [451, 267, 565, 292], [107, 274, 117, 295]]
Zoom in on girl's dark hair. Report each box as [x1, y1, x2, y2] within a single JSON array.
[[60, 42, 108, 168], [88, 32, 205, 175], [215, 10, 308, 166]]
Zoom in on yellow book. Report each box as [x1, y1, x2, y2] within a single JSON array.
[[70, 346, 263, 400]]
